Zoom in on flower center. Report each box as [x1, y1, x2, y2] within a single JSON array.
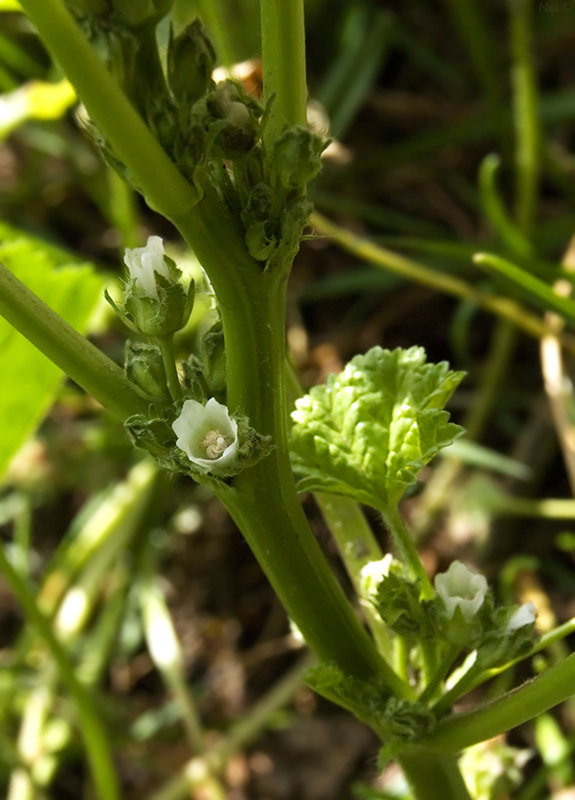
[[200, 429, 230, 459]]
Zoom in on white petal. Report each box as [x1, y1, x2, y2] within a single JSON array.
[[123, 236, 169, 299], [172, 398, 239, 470], [508, 601, 536, 631], [435, 561, 488, 620]]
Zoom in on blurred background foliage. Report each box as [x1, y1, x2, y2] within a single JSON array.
[[2, 0, 575, 798]]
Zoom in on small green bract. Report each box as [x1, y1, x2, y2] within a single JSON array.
[[290, 346, 465, 510]]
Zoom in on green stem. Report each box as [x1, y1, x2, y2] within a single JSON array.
[[433, 660, 483, 715], [443, 615, 575, 706], [381, 506, 435, 600], [0, 546, 120, 800], [156, 336, 183, 402], [419, 644, 461, 704], [315, 492, 394, 660], [260, 0, 307, 146], [422, 652, 575, 753], [0, 260, 149, 422], [195, 0, 235, 67], [210, 267, 407, 695], [396, 750, 472, 800], [508, 0, 540, 236]]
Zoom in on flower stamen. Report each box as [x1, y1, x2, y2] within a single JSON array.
[[201, 429, 230, 459]]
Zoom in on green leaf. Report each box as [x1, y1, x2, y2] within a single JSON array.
[[290, 346, 464, 510], [0, 232, 103, 481], [474, 251, 575, 324]]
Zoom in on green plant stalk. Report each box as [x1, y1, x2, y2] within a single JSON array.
[[315, 491, 395, 661], [0, 260, 150, 422], [211, 266, 407, 693], [0, 546, 120, 800], [438, 615, 575, 711], [395, 751, 472, 800], [419, 643, 462, 704], [194, 0, 235, 67], [260, 0, 307, 145], [422, 651, 575, 752], [156, 336, 183, 402], [381, 506, 434, 600], [508, 0, 540, 236]]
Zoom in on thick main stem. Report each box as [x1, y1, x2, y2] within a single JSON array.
[[212, 265, 406, 692], [396, 751, 472, 800]]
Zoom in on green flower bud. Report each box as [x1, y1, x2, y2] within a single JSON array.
[[201, 322, 226, 394], [273, 127, 326, 190], [125, 342, 171, 403], [121, 236, 195, 337], [168, 19, 216, 108], [207, 81, 258, 156]]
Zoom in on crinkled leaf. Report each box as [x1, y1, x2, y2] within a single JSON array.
[[290, 346, 464, 510]]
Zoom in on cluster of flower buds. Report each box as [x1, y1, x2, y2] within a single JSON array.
[[361, 556, 537, 688]]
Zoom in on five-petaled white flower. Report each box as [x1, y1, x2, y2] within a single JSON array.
[[435, 561, 488, 621], [124, 236, 172, 300], [508, 601, 537, 631], [172, 398, 239, 469]]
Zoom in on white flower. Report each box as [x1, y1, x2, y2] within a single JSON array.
[[435, 561, 488, 621], [360, 554, 394, 597], [508, 601, 537, 631], [124, 236, 171, 299], [172, 398, 239, 470]]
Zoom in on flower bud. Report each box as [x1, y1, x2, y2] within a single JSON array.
[[168, 19, 216, 108], [122, 236, 195, 337], [207, 82, 257, 156], [273, 127, 326, 190], [507, 601, 537, 631], [125, 341, 171, 403]]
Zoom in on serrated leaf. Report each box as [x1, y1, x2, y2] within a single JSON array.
[[290, 346, 464, 510], [0, 232, 103, 482]]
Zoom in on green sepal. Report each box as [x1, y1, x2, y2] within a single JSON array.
[[290, 346, 465, 511], [272, 126, 327, 191], [382, 697, 437, 742], [167, 19, 216, 109], [122, 266, 195, 338], [374, 564, 437, 643], [200, 321, 227, 395], [124, 340, 171, 403]]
